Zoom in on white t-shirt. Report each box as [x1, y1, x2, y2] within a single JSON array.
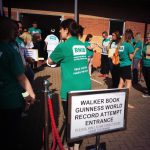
[[111, 41, 117, 49], [45, 34, 59, 51], [108, 41, 118, 58], [25, 41, 34, 49], [101, 38, 110, 55]]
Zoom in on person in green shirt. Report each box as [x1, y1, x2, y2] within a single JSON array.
[[142, 32, 150, 97], [0, 16, 35, 149], [47, 18, 91, 150], [99, 31, 110, 78], [84, 34, 94, 76], [132, 32, 143, 85], [118, 29, 134, 90], [16, 21, 35, 85], [28, 21, 42, 36]]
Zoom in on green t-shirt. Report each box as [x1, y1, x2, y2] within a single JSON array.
[[16, 37, 25, 47], [134, 40, 142, 59], [84, 41, 93, 57], [50, 36, 91, 100], [142, 43, 150, 67], [0, 42, 24, 109], [131, 38, 135, 46], [28, 27, 41, 35], [119, 42, 134, 67]]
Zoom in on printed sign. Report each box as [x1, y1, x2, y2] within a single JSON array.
[[26, 49, 39, 61], [67, 88, 128, 142]]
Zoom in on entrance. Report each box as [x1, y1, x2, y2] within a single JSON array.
[[20, 13, 61, 39], [109, 19, 124, 35]]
